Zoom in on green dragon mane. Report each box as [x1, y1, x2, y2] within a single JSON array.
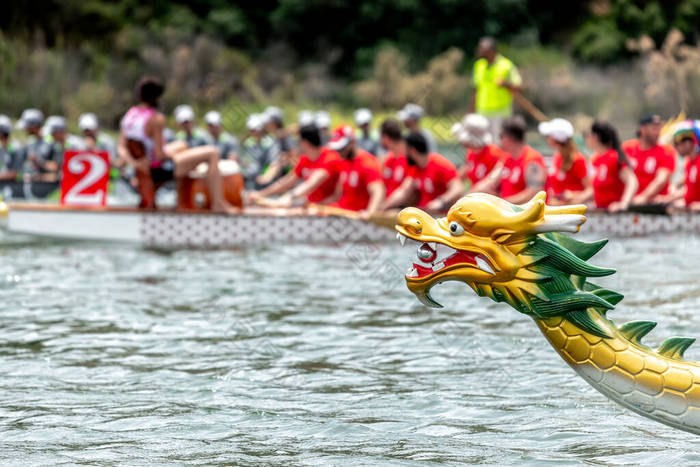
[[469, 232, 622, 338]]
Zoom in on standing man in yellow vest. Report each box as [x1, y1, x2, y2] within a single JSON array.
[[470, 37, 522, 141]]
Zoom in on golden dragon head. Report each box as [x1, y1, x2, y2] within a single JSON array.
[[396, 192, 620, 336]]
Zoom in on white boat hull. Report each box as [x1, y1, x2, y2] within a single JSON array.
[[4, 205, 700, 248], [5, 205, 396, 247]]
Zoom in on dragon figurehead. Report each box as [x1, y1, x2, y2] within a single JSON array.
[[396, 192, 700, 435]]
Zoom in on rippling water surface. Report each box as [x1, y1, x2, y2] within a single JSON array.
[[1, 229, 700, 465]]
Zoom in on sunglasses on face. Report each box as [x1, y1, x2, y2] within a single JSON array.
[[674, 137, 693, 146]]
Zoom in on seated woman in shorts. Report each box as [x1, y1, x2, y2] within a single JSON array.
[[117, 76, 236, 213]]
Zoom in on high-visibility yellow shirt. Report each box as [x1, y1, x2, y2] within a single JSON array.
[[473, 54, 522, 117]]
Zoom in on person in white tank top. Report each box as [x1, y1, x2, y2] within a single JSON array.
[[117, 76, 237, 213]]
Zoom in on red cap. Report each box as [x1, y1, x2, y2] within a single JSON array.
[[327, 124, 355, 150]]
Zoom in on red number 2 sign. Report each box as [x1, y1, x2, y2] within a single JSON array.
[[60, 150, 110, 206]]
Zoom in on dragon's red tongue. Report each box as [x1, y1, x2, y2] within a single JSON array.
[[412, 250, 477, 278]]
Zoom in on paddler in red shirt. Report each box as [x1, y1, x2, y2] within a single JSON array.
[[538, 117, 591, 205], [325, 124, 385, 218], [622, 114, 676, 205], [247, 124, 340, 207], [497, 116, 546, 204], [382, 132, 463, 214], [664, 122, 700, 211], [379, 119, 409, 197], [452, 113, 505, 194], [579, 121, 638, 212]]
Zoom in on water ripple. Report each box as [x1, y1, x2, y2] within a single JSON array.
[[0, 231, 698, 463]]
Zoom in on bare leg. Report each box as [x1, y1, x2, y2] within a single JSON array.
[[171, 146, 236, 214], [165, 141, 188, 158]]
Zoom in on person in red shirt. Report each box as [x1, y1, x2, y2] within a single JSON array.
[[382, 132, 463, 214], [578, 121, 638, 212], [453, 113, 505, 194], [325, 124, 385, 217], [379, 119, 409, 197], [538, 117, 591, 205], [496, 116, 546, 204], [664, 123, 700, 211], [622, 114, 676, 204], [248, 125, 340, 206]]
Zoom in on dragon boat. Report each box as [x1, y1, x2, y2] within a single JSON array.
[[395, 191, 700, 435], [3, 200, 700, 247]]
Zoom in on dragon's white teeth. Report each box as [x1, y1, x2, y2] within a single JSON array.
[[434, 243, 456, 260], [397, 233, 406, 246], [433, 261, 445, 271], [406, 267, 418, 278], [476, 256, 495, 275]]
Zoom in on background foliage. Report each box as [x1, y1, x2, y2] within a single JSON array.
[[3, 0, 700, 132]]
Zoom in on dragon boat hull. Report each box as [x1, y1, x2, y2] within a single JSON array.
[[582, 211, 700, 236], [3, 203, 700, 247], [3, 204, 396, 248]]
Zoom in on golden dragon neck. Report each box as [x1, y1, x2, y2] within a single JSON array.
[[535, 311, 700, 434]]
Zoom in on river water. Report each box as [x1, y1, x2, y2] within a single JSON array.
[[0, 229, 699, 465]]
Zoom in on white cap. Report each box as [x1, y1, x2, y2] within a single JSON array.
[[298, 110, 315, 126], [174, 105, 195, 123], [17, 108, 44, 129], [327, 124, 356, 151], [315, 111, 331, 129], [78, 113, 98, 131], [453, 113, 492, 146], [0, 115, 12, 133], [264, 106, 284, 123], [204, 110, 222, 126], [246, 113, 265, 131], [44, 115, 67, 134], [538, 118, 574, 143], [354, 108, 372, 126], [398, 103, 424, 121]]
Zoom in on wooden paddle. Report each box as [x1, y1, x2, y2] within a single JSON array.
[[512, 92, 548, 123], [308, 204, 397, 229]]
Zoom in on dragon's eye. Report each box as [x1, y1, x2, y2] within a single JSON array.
[[449, 221, 465, 236]]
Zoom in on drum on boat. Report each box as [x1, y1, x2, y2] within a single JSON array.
[[178, 159, 244, 210]]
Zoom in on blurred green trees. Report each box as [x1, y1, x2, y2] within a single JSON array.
[[3, 0, 700, 128], [572, 0, 700, 62], [5, 1, 700, 66]]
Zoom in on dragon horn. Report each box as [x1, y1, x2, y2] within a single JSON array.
[[513, 192, 547, 224], [545, 204, 587, 216], [519, 192, 588, 234]]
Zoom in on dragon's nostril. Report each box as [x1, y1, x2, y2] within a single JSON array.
[[397, 207, 428, 235], [403, 218, 422, 235]]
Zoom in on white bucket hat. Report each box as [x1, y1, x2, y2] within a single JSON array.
[[538, 118, 574, 143], [204, 110, 222, 126], [354, 108, 372, 126], [315, 111, 331, 129], [453, 113, 492, 146], [78, 113, 99, 131], [174, 105, 195, 124], [246, 113, 266, 131]]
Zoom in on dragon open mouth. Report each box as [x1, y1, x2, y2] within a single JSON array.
[[396, 233, 496, 281]]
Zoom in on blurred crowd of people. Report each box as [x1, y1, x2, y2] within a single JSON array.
[[245, 108, 700, 217], [2, 72, 700, 216]]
